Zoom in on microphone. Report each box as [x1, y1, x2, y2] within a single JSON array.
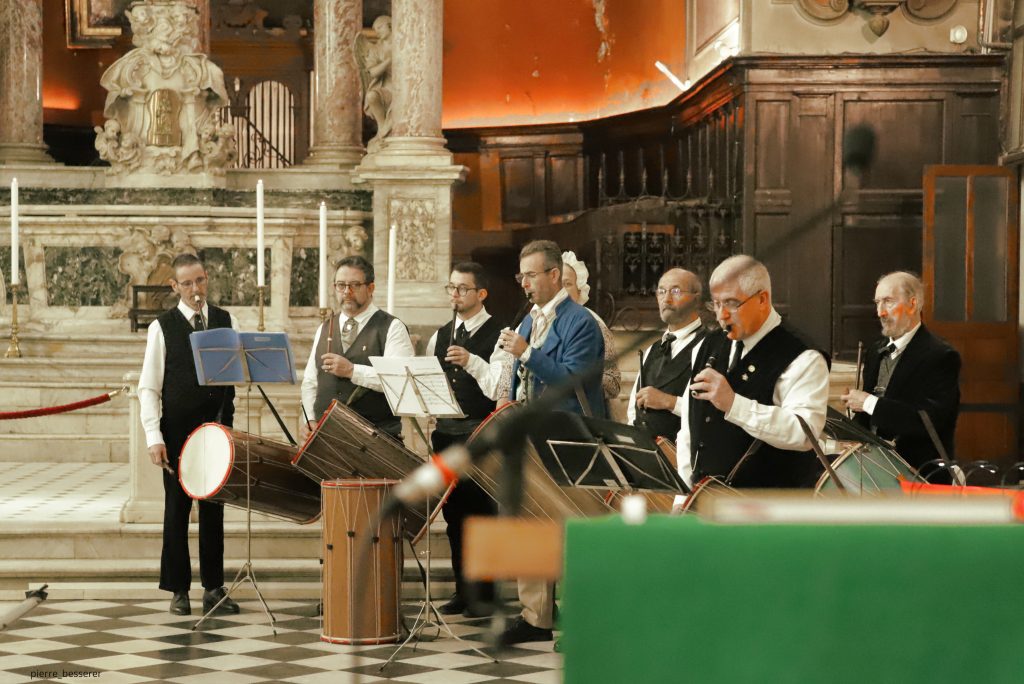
[[389, 446, 471, 507]]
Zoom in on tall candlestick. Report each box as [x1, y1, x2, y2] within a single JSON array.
[[10, 178, 18, 286], [256, 179, 265, 287], [319, 202, 328, 310], [387, 222, 397, 314]]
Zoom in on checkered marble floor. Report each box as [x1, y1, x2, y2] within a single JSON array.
[[0, 598, 561, 683], [0, 463, 126, 523]]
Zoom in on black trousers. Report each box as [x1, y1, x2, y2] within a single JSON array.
[[432, 429, 496, 602], [159, 433, 225, 593]]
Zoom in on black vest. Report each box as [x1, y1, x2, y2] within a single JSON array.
[[689, 326, 822, 488], [636, 329, 706, 441], [313, 309, 400, 429], [433, 316, 502, 435], [158, 305, 234, 454]]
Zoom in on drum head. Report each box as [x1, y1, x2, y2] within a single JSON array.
[[179, 423, 233, 499]]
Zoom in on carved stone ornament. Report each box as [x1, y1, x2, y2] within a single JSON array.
[[794, 0, 851, 22], [329, 224, 371, 262], [389, 198, 436, 281], [97, 1, 235, 180], [111, 225, 194, 317], [354, 15, 394, 153]]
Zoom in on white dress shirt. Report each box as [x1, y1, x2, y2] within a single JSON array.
[[300, 303, 416, 421], [676, 309, 830, 490], [626, 317, 705, 427], [138, 300, 240, 449], [862, 322, 921, 415], [424, 306, 492, 356]]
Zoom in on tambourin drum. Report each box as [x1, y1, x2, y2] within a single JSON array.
[[178, 423, 321, 524], [816, 441, 918, 495], [680, 476, 738, 514], [321, 479, 403, 645], [467, 402, 613, 521], [293, 399, 424, 483]]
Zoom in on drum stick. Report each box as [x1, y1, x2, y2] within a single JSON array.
[[849, 341, 864, 419]]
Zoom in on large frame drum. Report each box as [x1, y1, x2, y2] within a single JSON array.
[[321, 479, 403, 645], [179, 423, 321, 524]]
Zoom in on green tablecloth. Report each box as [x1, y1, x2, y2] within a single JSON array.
[[562, 515, 1024, 683]]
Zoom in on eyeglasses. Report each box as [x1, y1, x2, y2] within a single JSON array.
[[334, 281, 367, 292], [514, 267, 556, 285], [174, 276, 207, 289], [706, 290, 762, 313], [656, 287, 693, 299], [444, 284, 480, 296]]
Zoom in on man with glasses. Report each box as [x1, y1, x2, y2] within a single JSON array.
[[423, 262, 502, 617], [685, 255, 829, 488], [841, 271, 960, 472], [627, 269, 707, 447], [495, 239, 605, 646], [300, 255, 414, 439], [139, 253, 240, 616]]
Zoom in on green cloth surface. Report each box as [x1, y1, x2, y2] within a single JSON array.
[[562, 514, 1024, 683]]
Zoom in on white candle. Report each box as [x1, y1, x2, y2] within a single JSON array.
[[318, 201, 328, 309], [10, 178, 18, 286], [256, 179, 265, 287], [387, 222, 397, 314]]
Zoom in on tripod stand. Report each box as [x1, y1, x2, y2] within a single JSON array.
[[193, 384, 277, 633]]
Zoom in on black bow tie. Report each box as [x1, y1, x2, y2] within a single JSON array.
[[879, 342, 897, 358]]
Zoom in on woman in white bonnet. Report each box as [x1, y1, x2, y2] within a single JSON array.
[[561, 251, 622, 417]]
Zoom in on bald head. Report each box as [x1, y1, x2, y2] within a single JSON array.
[[657, 268, 702, 328]]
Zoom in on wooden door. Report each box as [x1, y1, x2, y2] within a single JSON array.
[[922, 165, 1019, 465]]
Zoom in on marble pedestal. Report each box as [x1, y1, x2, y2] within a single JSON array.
[[353, 143, 467, 328]]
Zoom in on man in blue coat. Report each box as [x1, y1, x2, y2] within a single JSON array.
[[496, 239, 605, 644]]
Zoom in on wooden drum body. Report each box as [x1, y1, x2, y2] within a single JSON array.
[[179, 423, 321, 524], [321, 479, 403, 645]]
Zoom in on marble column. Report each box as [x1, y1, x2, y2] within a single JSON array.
[[354, 0, 465, 329], [386, 0, 446, 156], [305, 0, 364, 167], [0, 0, 52, 165]]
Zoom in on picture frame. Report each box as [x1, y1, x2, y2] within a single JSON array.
[[65, 0, 132, 49]]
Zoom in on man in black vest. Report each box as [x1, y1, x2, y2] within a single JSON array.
[[300, 255, 415, 440], [424, 262, 502, 618], [138, 253, 239, 616], [628, 268, 706, 447], [686, 255, 829, 488], [841, 271, 960, 472]]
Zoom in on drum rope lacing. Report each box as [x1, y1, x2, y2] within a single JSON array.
[[0, 385, 129, 421]]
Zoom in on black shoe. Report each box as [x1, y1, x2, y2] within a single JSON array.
[[203, 587, 240, 615], [438, 595, 467, 615], [499, 616, 553, 646], [169, 591, 191, 616], [462, 601, 495, 618]]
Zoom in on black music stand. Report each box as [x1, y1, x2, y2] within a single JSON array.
[[190, 329, 297, 634], [528, 411, 689, 498], [370, 356, 496, 668]]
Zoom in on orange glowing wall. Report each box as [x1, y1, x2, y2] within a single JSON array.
[[442, 0, 686, 129], [41, 0, 125, 127]]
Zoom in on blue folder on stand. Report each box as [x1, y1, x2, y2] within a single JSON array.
[[190, 329, 296, 386]]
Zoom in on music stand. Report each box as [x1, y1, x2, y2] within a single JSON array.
[[528, 411, 689, 498], [189, 330, 297, 633], [369, 356, 496, 667]]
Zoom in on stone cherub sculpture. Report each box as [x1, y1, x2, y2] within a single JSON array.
[[354, 15, 393, 153], [97, 0, 235, 181]]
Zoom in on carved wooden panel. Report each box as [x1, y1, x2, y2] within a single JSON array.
[[842, 98, 945, 190], [547, 154, 582, 217], [753, 100, 790, 191], [500, 156, 537, 226]]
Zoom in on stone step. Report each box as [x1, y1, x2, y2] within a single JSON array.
[[0, 433, 128, 461], [0, 522, 452, 562]]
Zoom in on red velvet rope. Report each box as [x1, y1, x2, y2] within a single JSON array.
[[0, 391, 118, 421]]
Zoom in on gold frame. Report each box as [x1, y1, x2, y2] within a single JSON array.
[[65, 0, 130, 49]]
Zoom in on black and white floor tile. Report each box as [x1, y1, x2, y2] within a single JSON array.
[[0, 599, 561, 683]]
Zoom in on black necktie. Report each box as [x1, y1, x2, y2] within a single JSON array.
[[454, 323, 469, 346], [727, 340, 744, 374], [193, 313, 205, 331], [880, 342, 897, 358], [661, 333, 677, 355]]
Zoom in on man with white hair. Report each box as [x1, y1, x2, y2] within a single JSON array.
[[685, 255, 830, 487], [841, 271, 960, 471]]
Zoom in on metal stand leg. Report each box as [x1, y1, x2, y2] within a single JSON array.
[[380, 497, 496, 669], [193, 383, 277, 633]]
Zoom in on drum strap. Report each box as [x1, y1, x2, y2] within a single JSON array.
[[796, 415, 846, 492], [917, 409, 951, 464], [725, 440, 763, 485]]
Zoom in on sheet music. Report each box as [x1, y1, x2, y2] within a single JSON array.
[[369, 356, 465, 418]]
